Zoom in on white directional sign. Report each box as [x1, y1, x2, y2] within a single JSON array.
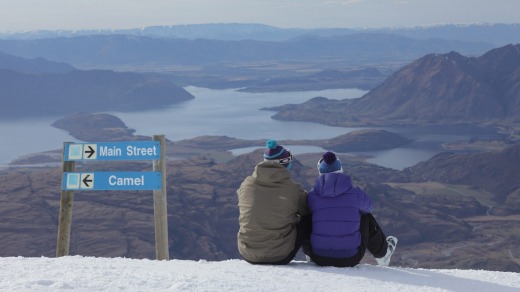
[[64, 141, 160, 161]]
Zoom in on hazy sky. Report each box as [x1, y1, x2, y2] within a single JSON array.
[[1, 0, 518, 33]]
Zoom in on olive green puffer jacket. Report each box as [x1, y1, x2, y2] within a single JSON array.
[[237, 161, 309, 263]]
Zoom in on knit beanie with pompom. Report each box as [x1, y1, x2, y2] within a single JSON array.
[[317, 151, 343, 174], [263, 139, 292, 168]]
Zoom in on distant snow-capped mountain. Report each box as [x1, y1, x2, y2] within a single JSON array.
[[1, 23, 519, 45]]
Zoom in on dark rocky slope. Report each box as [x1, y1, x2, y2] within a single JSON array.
[[267, 44, 520, 127]]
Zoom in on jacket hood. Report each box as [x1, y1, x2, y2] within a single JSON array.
[[252, 161, 291, 186], [313, 173, 352, 198]]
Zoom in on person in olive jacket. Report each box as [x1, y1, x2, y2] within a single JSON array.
[[237, 139, 310, 265]]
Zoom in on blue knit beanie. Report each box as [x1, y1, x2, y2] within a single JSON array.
[[318, 152, 343, 174], [263, 139, 292, 168]]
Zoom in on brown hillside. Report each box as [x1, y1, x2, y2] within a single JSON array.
[[405, 144, 520, 204], [350, 51, 504, 122], [2, 148, 519, 272]]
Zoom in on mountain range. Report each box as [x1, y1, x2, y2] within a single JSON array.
[[2, 23, 518, 94], [2, 23, 519, 46], [0, 31, 495, 69], [268, 44, 520, 127]]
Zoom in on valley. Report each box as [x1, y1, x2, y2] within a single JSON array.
[[1, 112, 519, 272], [1, 23, 519, 272]]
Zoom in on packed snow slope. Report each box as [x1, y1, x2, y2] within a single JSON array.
[[1, 256, 519, 291]]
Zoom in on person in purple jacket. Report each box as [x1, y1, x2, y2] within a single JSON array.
[[306, 151, 397, 267]]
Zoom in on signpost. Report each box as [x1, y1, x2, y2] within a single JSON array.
[[56, 135, 169, 260]]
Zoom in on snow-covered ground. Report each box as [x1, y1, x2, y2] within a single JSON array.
[[1, 256, 519, 291]]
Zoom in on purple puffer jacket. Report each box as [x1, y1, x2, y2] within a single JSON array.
[[307, 173, 374, 258]]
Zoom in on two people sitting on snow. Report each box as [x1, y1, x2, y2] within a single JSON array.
[[237, 139, 397, 267]]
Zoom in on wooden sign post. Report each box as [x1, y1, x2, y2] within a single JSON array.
[[56, 135, 169, 260]]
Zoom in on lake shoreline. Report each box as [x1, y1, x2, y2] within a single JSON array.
[[1, 87, 510, 169]]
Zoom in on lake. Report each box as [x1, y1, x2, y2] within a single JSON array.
[[109, 86, 365, 141], [0, 116, 79, 167], [0, 86, 502, 170]]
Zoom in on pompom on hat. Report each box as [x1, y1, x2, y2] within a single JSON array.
[[317, 151, 343, 174], [263, 139, 293, 169]]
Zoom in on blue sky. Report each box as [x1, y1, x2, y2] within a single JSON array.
[[1, 0, 518, 32]]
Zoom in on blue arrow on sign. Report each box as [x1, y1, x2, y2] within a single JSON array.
[[64, 141, 161, 161], [62, 172, 162, 191]]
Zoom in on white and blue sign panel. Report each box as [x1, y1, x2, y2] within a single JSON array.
[[62, 172, 162, 191], [64, 141, 160, 161]]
